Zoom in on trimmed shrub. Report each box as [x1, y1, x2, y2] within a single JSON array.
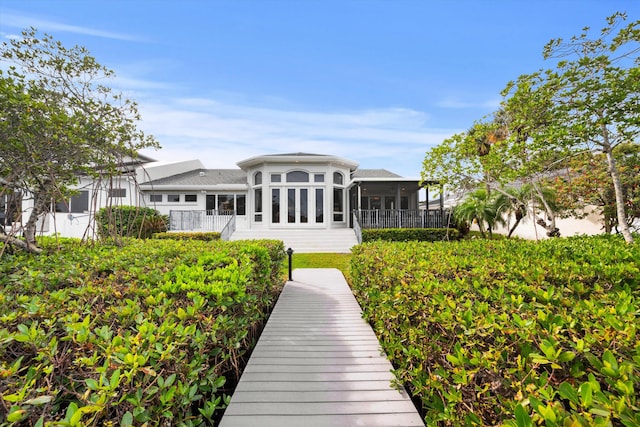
[[95, 205, 168, 239], [362, 227, 459, 242], [153, 231, 221, 241], [0, 237, 285, 425], [351, 236, 640, 426]]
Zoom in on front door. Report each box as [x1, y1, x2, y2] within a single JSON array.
[[287, 188, 308, 224]]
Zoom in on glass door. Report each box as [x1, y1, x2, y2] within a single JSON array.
[[287, 188, 309, 224], [272, 186, 324, 226]]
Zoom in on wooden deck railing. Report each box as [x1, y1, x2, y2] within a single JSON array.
[[353, 209, 448, 229]]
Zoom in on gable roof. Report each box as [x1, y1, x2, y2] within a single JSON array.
[[139, 168, 247, 190]]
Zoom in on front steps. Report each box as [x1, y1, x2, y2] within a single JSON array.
[[229, 228, 358, 253]]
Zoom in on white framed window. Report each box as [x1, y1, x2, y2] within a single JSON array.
[[333, 172, 345, 221], [109, 188, 126, 198], [55, 191, 89, 213], [333, 172, 344, 185]]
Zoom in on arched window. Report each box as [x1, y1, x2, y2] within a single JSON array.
[[333, 172, 343, 185], [286, 171, 309, 183], [254, 171, 262, 186]]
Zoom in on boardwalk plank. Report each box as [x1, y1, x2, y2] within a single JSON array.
[[219, 413, 425, 427], [224, 400, 420, 415], [243, 363, 393, 373], [229, 390, 411, 402], [234, 380, 399, 392]]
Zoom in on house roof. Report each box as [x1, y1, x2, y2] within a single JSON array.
[[138, 163, 424, 189], [140, 169, 247, 188], [352, 169, 402, 179], [237, 152, 359, 171]]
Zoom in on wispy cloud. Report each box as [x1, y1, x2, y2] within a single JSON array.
[[138, 97, 459, 177], [2, 12, 143, 42]]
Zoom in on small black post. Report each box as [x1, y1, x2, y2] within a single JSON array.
[[286, 247, 294, 281]]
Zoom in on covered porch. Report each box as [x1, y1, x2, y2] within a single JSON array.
[[349, 174, 445, 229]]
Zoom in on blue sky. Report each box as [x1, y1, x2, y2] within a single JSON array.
[[1, 1, 638, 178]]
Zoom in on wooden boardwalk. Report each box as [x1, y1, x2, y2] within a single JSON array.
[[219, 268, 424, 427]]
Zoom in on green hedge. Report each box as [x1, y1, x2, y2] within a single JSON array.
[[152, 231, 221, 241], [0, 237, 285, 425], [96, 206, 168, 239], [350, 236, 639, 426], [362, 227, 459, 242]]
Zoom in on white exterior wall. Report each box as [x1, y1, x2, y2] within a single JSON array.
[[29, 175, 142, 239], [491, 206, 604, 239]]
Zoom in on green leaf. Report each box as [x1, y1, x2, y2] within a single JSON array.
[[589, 407, 611, 417], [70, 407, 84, 426], [515, 404, 533, 427], [2, 392, 24, 403], [24, 395, 54, 405], [539, 404, 557, 424], [110, 369, 121, 389], [164, 373, 176, 388], [557, 382, 579, 405], [580, 382, 593, 407], [121, 411, 134, 427], [558, 351, 576, 362], [85, 378, 99, 390], [7, 409, 27, 422]]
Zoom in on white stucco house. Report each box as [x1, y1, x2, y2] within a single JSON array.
[[5, 152, 445, 250], [139, 153, 441, 231]]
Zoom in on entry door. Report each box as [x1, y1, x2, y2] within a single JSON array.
[[287, 188, 309, 224]]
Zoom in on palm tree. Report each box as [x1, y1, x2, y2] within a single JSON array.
[[454, 188, 508, 238]]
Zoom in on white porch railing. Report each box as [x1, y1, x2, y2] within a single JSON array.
[[353, 209, 448, 229], [169, 210, 235, 232]]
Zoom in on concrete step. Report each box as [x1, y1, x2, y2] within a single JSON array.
[[229, 228, 358, 253]]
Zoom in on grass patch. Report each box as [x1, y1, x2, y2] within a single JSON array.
[[282, 252, 352, 280]]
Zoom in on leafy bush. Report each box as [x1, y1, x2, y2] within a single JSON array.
[[362, 227, 459, 242], [95, 206, 168, 239], [0, 237, 285, 425], [152, 231, 221, 241], [350, 235, 640, 426]]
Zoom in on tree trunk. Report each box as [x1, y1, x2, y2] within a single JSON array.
[[23, 185, 51, 249], [508, 216, 523, 238], [476, 218, 486, 238], [0, 234, 43, 254], [605, 148, 634, 243], [532, 181, 559, 237]]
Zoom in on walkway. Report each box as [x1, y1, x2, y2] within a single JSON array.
[[219, 268, 424, 427]]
